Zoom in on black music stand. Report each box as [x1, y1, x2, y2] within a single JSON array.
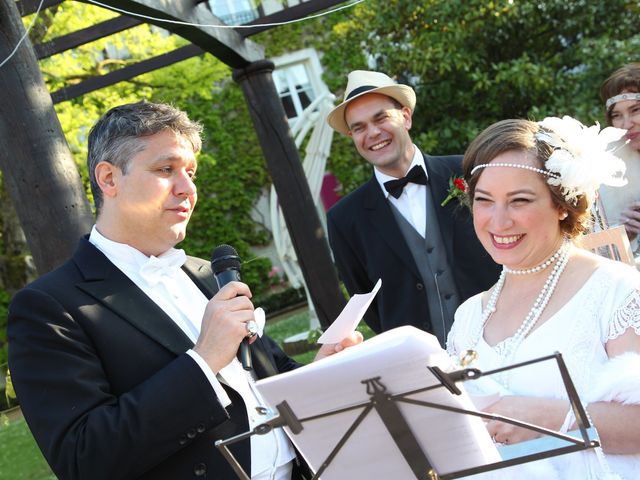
[[216, 352, 598, 480]]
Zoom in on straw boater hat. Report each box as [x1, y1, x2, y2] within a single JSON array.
[[326, 70, 416, 136]]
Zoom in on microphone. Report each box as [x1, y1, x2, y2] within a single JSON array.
[[211, 244, 252, 371]]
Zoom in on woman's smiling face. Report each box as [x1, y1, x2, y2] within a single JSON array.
[[472, 150, 566, 270]]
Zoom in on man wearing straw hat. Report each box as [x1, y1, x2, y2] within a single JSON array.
[[326, 70, 499, 345]]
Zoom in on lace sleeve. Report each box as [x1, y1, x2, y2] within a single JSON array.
[[608, 288, 640, 340]]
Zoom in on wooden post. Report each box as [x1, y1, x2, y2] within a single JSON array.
[[0, 0, 94, 274], [233, 60, 345, 329]]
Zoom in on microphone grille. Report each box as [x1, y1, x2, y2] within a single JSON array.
[[211, 244, 241, 274]]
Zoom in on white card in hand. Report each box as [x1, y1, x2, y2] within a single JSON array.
[[317, 279, 381, 344]]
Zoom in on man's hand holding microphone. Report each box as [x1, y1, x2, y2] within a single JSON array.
[[193, 244, 363, 375]]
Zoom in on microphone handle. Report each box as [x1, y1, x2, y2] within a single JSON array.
[[238, 339, 252, 371], [214, 268, 252, 370]]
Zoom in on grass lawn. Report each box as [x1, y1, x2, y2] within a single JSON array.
[[0, 308, 373, 479], [264, 307, 375, 364], [265, 308, 320, 364], [0, 415, 54, 480]]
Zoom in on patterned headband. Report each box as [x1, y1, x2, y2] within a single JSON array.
[[605, 92, 640, 110]]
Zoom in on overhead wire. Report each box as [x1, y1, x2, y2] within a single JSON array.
[[85, 0, 365, 29], [0, 0, 45, 68]]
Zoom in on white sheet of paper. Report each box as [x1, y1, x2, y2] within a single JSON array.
[[317, 279, 381, 344], [256, 326, 501, 479]]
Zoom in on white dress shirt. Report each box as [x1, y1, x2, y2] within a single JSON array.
[[89, 226, 295, 479], [374, 145, 428, 238]]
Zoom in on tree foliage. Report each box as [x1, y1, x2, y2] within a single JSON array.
[[255, 0, 640, 242], [322, 0, 640, 164]]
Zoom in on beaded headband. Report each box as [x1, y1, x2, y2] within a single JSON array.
[[470, 163, 559, 178], [605, 92, 640, 109], [469, 116, 627, 205]]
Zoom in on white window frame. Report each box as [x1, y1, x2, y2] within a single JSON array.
[[272, 48, 328, 126]]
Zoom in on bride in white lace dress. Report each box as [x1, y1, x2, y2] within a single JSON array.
[[446, 117, 640, 479]]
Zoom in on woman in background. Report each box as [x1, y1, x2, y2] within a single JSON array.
[[598, 63, 640, 251], [447, 117, 640, 479]]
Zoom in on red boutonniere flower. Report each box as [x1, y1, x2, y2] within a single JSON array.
[[441, 176, 467, 207]]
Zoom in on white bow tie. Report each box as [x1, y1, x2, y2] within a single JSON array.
[[139, 249, 187, 286]]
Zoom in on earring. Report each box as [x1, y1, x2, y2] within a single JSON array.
[[560, 211, 568, 220]]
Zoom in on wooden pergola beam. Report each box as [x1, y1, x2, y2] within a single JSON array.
[[33, 0, 345, 57], [233, 61, 346, 327], [47, 0, 350, 103], [16, 0, 64, 16], [93, 0, 263, 68], [50, 44, 204, 103], [35, 15, 141, 59]]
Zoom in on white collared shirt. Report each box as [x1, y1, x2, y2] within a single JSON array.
[[89, 226, 295, 478], [374, 145, 428, 238]]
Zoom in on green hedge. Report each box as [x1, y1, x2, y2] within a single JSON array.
[[253, 286, 306, 316]]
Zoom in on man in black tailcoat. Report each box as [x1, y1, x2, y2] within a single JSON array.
[[326, 71, 500, 345]]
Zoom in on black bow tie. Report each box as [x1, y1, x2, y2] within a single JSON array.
[[383, 165, 428, 199]]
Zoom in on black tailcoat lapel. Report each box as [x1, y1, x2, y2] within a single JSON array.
[[73, 238, 281, 376], [425, 153, 459, 265], [74, 239, 194, 355]]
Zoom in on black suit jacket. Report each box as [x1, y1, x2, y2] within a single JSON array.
[[327, 153, 500, 342], [8, 238, 302, 480]]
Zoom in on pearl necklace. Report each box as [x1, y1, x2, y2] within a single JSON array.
[[471, 240, 571, 386], [503, 243, 565, 275]]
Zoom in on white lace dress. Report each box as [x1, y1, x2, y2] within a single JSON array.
[[447, 260, 640, 479]]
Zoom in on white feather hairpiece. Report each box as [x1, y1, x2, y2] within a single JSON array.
[[536, 116, 628, 204]]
